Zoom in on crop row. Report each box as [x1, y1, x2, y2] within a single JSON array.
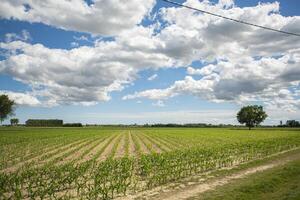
[[1, 136, 299, 199], [2, 131, 172, 174]]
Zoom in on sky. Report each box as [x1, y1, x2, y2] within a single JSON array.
[[0, 0, 299, 125]]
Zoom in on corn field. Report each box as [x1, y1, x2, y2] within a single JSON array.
[[1, 127, 300, 199]]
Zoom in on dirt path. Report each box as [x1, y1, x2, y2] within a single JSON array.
[[119, 148, 300, 200]]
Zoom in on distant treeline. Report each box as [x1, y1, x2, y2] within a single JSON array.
[[144, 123, 236, 128], [278, 120, 300, 127], [25, 119, 82, 127], [87, 123, 294, 128], [63, 123, 83, 127], [11, 120, 300, 128], [26, 119, 63, 127], [93, 123, 244, 128]]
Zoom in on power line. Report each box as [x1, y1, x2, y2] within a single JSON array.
[[161, 0, 300, 37]]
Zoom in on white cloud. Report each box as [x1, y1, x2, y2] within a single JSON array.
[[187, 65, 217, 76], [0, 0, 155, 36], [4, 30, 31, 42], [70, 42, 79, 47], [157, 0, 300, 63], [123, 75, 215, 100], [123, 0, 300, 111], [124, 52, 300, 111], [0, 27, 174, 105], [0, 91, 40, 106], [73, 35, 89, 41], [218, 0, 234, 9], [148, 74, 158, 81], [1, 0, 300, 112]]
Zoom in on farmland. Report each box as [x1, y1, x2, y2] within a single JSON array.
[[1, 127, 300, 199]]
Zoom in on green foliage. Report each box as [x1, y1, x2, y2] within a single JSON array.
[[25, 119, 63, 127], [286, 120, 300, 127], [0, 95, 15, 123], [63, 123, 83, 127], [0, 127, 300, 199], [10, 118, 19, 126], [237, 105, 267, 129]]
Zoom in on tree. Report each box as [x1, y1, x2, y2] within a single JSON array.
[[237, 105, 267, 130], [10, 118, 19, 126], [286, 120, 300, 127], [0, 95, 15, 124]]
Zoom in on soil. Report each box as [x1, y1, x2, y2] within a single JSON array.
[[98, 134, 122, 161], [115, 133, 127, 158], [128, 131, 137, 156]]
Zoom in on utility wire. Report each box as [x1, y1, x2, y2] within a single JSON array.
[[161, 0, 300, 37]]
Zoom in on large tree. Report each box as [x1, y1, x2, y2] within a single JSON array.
[[237, 105, 267, 130], [0, 95, 15, 124], [10, 118, 19, 126]]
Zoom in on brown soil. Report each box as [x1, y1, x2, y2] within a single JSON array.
[[133, 132, 150, 154], [79, 135, 113, 162], [128, 131, 137, 156], [158, 136, 186, 149], [142, 133, 171, 152], [115, 133, 126, 158], [138, 133, 159, 153], [97, 134, 121, 161], [56, 136, 103, 165], [151, 136, 178, 151]]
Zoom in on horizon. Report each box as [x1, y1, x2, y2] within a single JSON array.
[[1, 0, 300, 125]]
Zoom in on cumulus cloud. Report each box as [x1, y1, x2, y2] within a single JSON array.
[[0, 0, 155, 36], [123, 75, 215, 100], [123, 0, 300, 111], [187, 65, 217, 76], [125, 52, 300, 111], [1, 0, 300, 111], [4, 30, 31, 43], [0, 91, 40, 106], [156, 0, 300, 64], [0, 26, 174, 105]]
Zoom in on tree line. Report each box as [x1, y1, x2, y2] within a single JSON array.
[[0, 94, 299, 129], [278, 120, 300, 127]]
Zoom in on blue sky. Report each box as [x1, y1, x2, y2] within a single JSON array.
[[0, 0, 299, 124]]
